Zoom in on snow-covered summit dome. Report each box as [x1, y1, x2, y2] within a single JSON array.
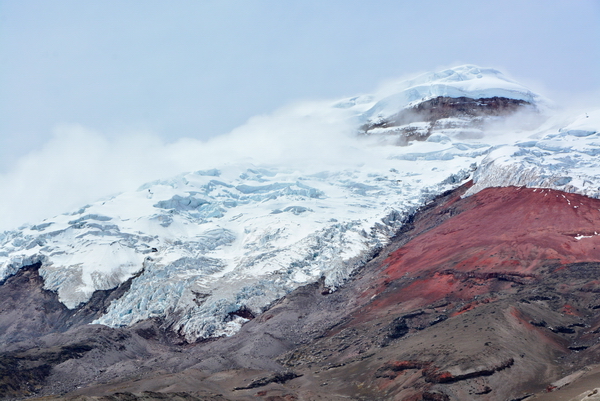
[[335, 65, 552, 144], [333, 65, 550, 128]]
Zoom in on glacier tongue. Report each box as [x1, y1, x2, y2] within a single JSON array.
[[0, 148, 482, 340], [88, 161, 480, 341]]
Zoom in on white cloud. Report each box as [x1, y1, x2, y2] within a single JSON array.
[[0, 100, 368, 231]]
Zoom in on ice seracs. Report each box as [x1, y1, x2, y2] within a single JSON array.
[[0, 161, 479, 340], [465, 109, 600, 199]]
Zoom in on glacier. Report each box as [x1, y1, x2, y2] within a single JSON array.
[[1, 65, 599, 341]]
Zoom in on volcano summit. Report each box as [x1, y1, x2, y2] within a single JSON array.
[[1, 65, 600, 400]]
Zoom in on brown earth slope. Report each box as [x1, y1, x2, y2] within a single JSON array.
[[6, 183, 600, 400]]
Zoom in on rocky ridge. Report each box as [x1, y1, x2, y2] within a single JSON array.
[[361, 96, 536, 144]]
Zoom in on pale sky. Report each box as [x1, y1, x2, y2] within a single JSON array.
[[1, 1, 599, 167], [0, 0, 599, 229]]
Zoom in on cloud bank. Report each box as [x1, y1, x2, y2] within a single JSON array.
[[0, 100, 368, 231]]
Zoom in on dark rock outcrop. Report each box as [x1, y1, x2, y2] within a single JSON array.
[[0, 262, 142, 345], [361, 96, 535, 144]]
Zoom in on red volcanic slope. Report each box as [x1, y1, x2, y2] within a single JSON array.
[[367, 186, 600, 312]]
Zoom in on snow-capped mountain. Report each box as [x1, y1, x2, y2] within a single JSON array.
[[344, 65, 548, 118], [1, 65, 599, 342]]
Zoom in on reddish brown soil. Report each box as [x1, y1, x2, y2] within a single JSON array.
[[362, 186, 600, 315], [388, 186, 600, 274]]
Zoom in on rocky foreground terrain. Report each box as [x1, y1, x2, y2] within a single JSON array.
[[1, 181, 600, 400]]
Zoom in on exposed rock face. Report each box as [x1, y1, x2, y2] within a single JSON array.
[[361, 96, 535, 144], [4, 183, 600, 400], [0, 261, 141, 345], [392, 96, 530, 125]]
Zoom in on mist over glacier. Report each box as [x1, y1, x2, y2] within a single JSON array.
[[0, 98, 365, 232], [1, 3, 599, 396]]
